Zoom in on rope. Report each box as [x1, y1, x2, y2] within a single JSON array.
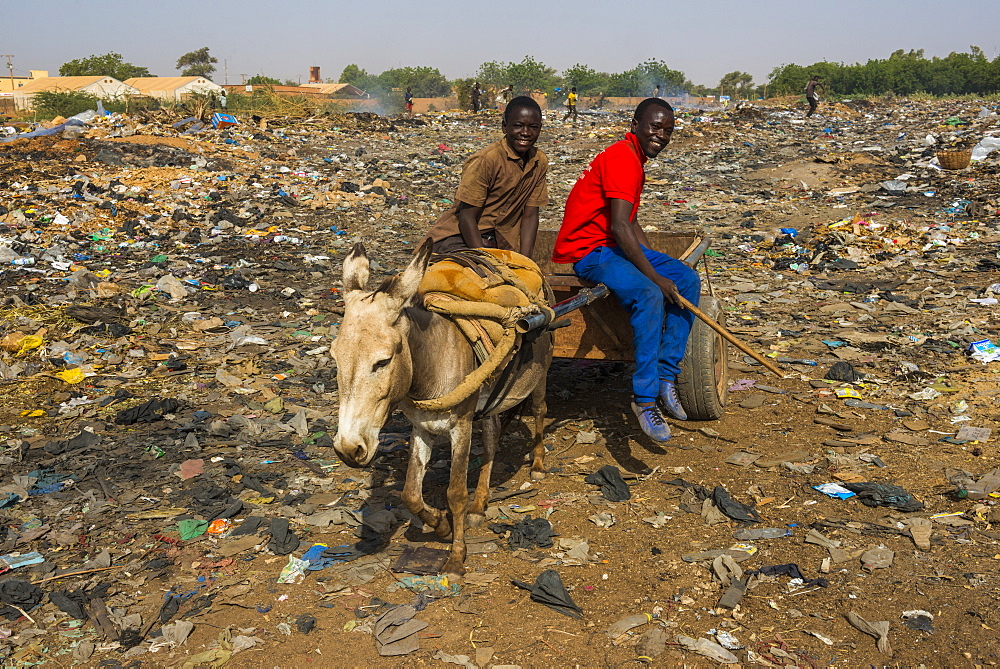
[[409, 327, 518, 412]]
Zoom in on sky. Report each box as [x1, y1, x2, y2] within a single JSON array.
[[4, 0, 1000, 88]]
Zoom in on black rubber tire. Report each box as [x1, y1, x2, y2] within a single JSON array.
[[677, 295, 728, 420]]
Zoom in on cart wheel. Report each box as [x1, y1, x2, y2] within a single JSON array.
[[677, 295, 728, 420]]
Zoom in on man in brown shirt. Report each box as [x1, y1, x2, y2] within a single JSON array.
[[426, 96, 548, 256]]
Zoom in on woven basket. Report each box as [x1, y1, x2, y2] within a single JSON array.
[[937, 149, 972, 170]]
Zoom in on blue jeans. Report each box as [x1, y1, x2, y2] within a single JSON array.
[[574, 245, 700, 403]]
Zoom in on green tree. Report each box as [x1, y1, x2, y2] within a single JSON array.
[[59, 52, 152, 80], [605, 60, 690, 97], [247, 75, 281, 86], [339, 64, 370, 87], [376, 67, 451, 97], [176, 47, 217, 78], [562, 63, 612, 96], [718, 71, 754, 98], [476, 56, 560, 98]]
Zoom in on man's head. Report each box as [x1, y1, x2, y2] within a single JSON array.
[[502, 96, 543, 157], [571, 87, 577, 93], [811, 75, 820, 82], [630, 98, 675, 159]]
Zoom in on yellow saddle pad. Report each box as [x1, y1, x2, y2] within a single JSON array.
[[418, 248, 544, 308]]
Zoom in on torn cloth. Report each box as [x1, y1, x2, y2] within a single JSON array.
[[746, 563, 829, 588], [712, 486, 760, 523], [584, 465, 631, 502], [0, 579, 44, 620], [488, 516, 557, 549]]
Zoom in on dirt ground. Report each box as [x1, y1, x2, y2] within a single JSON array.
[[0, 99, 999, 667]]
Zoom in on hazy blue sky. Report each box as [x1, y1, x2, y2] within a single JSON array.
[[5, 0, 1000, 88]]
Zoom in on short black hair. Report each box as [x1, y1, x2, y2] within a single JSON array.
[[633, 97, 673, 122], [504, 95, 542, 124]]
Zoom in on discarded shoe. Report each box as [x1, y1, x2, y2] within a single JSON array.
[[632, 403, 671, 442], [657, 380, 688, 420]]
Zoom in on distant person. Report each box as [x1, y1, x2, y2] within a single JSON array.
[[552, 98, 699, 443], [471, 82, 482, 112], [805, 75, 825, 118], [219, 91, 228, 109], [496, 84, 514, 112], [562, 86, 578, 123], [404, 87, 414, 117], [653, 84, 661, 98], [426, 96, 548, 255]]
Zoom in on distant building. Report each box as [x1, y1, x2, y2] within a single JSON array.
[[0, 70, 49, 95], [221, 82, 366, 99], [13, 76, 139, 109], [299, 83, 367, 98], [124, 76, 224, 102]]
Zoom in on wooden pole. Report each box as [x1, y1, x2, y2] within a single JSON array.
[[677, 295, 785, 377]]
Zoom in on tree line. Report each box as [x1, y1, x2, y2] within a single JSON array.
[[768, 47, 1000, 97], [54, 47, 1000, 102], [339, 57, 697, 100]]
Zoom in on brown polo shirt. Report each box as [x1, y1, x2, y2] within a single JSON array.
[[426, 139, 549, 250]]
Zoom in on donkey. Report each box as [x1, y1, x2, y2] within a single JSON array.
[[332, 239, 552, 577]]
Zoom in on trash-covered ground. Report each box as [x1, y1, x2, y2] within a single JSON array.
[[0, 98, 999, 666]]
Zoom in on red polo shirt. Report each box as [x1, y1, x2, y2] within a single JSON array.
[[552, 132, 647, 263]]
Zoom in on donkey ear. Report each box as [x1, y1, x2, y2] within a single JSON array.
[[387, 237, 432, 304], [342, 242, 370, 294]]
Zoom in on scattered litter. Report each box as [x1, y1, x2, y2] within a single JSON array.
[[512, 569, 582, 618]]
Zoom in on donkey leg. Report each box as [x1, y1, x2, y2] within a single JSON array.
[[529, 381, 548, 481], [441, 417, 473, 577], [467, 415, 499, 529], [401, 425, 448, 535]]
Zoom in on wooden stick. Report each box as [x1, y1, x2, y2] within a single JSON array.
[[31, 565, 119, 585], [677, 295, 785, 377], [11, 604, 35, 624]]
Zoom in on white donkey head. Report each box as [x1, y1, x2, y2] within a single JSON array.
[[332, 239, 432, 467]]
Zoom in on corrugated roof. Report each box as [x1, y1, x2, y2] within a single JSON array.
[[300, 83, 365, 96], [124, 77, 220, 93], [14, 76, 113, 94]]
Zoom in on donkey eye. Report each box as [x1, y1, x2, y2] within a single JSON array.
[[372, 358, 391, 372]]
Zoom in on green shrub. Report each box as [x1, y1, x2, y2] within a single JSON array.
[[32, 90, 100, 119]]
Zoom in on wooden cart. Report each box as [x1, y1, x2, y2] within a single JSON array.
[[531, 229, 728, 420]]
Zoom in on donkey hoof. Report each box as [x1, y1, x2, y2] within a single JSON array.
[[466, 512, 485, 529], [441, 558, 466, 580], [530, 469, 547, 481]]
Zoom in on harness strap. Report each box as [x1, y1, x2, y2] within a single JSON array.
[[409, 328, 518, 413]]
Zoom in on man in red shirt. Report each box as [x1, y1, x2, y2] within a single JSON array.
[[552, 98, 700, 442]]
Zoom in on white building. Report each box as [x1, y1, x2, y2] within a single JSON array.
[[13, 76, 139, 109], [124, 77, 224, 102]]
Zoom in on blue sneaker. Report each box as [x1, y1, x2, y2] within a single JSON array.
[[631, 402, 671, 442], [657, 380, 688, 421]]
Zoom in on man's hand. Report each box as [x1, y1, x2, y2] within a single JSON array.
[[656, 276, 682, 306]]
